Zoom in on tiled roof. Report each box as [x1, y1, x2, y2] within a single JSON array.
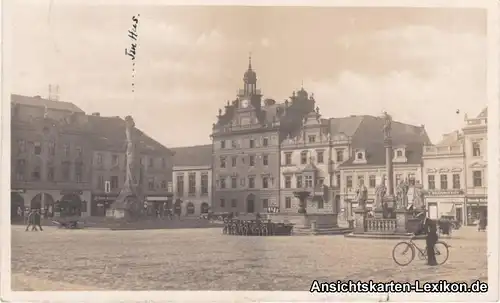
[[11, 94, 84, 113], [338, 115, 431, 167], [328, 115, 365, 137], [171, 144, 213, 167], [86, 115, 172, 155]]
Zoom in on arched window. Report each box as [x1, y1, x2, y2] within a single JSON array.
[[200, 202, 209, 214]]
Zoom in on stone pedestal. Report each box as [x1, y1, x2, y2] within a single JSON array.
[[353, 208, 368, 234], [373, 207, 384, 219], [395, 208, 409, 234]]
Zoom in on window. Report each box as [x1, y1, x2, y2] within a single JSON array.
[[148, 157, 153, 168], [75, 162, 83, 182], [452, 174, 460, 189], [263, 138, 269, 147], [408, 173, 416, 186], [220, 140, 226, 149], [336, 174, 341, 188], [346, 176, 353, 188], [62, 161, 70, 180], [472, 142, 481, 157], [285, 197, 292, 209], [262, 199, 269, 209], [161, 180, 167, 189], [300, 151, 308, 164], [263, 155, 269, 166], [336, 150, 344, 162], [201, 173, 208, 195], [232, 156, 237, 167], [317, 178, 324, 187], [220, 199, 225, 207], [15, 159, 25, 181], [220, 157, 226, 168], [356, 152, 363, 160], [317, 199, 324, 209], [285, 176, 292, 188], [308, 135, 316, 143], [249, 155, 255, 166], [357, 175, 364, 186], [262, 176, 269, 188], [97, 153, 103, 166], [440, 175, 448, 190], [32, 166, 41, 180], [176, 175, 184, 195], [63, 144, 70, 157], [148, 178, 155, 190], [428, 175, 435, 190], [369, 175, 376, 188], [17, 140, 26, 153], [231, 199, 237, 208], [76, 146, 83, 158], [473, 171, 482, 187], [305, 175, 313, 188], [220, 177, 226, 189], [296, 175, 303, 188], [231, 176, 237, 188], [285, 152, 292, 165], [231, 140, 237, 148], [248, 177, 255, 188], [111, 176, 119, 189], [48, 141, 56, 156], [97, 176, 104, 189], [317, 151, 324, 163], [188, 173, 196, 194], [249, 139, 255, 148], [112, 155, 119, 166], [34, 142, 42, 155], [396, 150, 403, 157]]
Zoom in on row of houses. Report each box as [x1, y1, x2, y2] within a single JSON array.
[[171, 58, 488, 226]]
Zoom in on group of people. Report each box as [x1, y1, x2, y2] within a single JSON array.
[[25, 209, 43, 231]]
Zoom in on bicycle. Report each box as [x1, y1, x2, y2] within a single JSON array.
[[392, 234, 450, 266]]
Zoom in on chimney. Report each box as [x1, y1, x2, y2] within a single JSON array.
[[92, 112, 100, 116]]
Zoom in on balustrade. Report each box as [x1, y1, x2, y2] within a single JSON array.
[[365, 218, 397, 233]]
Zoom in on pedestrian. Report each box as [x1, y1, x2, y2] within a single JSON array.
[[32, 209, 43, 231], [423, 214, 438, 266], [25, 209, 34, 231]]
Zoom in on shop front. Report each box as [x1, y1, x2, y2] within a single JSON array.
[[91, 193, 119, 217], [146, 195, 173, 215], [424, 193, 465, 223], [466, 196, 487, 225]]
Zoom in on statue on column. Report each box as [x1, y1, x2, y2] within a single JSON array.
[[382, 111, 392, 141], [355, 181, 368, 209], [374, 177, 387, 209]]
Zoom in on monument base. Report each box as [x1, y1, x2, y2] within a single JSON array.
[[266, 213, 349, 235], [106, 208, 130, 220]]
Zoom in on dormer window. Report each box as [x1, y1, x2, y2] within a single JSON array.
[[308, 135, 316, 143], [353, 149, 367, 164], [393, 147, 408, 163]]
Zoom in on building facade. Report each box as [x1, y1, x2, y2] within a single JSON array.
[[11, 94, 92, 217], [171, 145, 213, 216], [422, 131, 466, 222], [463, 108, 488, 224], [211, 58, 310, 214], [87, 114, 174, 216]]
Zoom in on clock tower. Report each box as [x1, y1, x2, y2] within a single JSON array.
[[237, 54, 262, 110]]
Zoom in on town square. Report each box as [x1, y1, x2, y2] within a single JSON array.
[[5, 2, 496, 300]]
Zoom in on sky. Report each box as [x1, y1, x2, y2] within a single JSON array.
[[9, 2, 488, 147]]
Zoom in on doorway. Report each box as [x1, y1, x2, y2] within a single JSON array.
[[246, 194, 255, 213], [455, 207, 463, 223]]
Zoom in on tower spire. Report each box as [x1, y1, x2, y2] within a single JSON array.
[[248, 52, 252, 70]]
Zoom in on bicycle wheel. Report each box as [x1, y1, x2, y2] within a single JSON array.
[[392, 242, 415, 266], [434, 241, 450, 265]]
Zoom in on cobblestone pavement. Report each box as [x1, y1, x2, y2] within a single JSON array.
[[11, 226, 487, 291]]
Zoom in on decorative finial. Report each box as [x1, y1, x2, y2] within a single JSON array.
[[316, 106, 320, 114], [301, 80, 304, 89], [218, 108, 222, 116], [227, 100, 230, 106], [292, 91, 296, 97], [248, 52, 252, 69]]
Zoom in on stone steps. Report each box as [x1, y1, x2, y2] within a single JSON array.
[[344, 232, 426, 240], [293, 227, 352, 236]]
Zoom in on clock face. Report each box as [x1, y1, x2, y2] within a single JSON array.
[[241, 99, 249, 108]]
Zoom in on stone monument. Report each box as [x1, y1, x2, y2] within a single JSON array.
[[107, 116, 143, 219]]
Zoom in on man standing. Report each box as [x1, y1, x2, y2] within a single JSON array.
[[25, 209, 34, 231], [423, 215, 438, 266], [32, 209, 43, 231]]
